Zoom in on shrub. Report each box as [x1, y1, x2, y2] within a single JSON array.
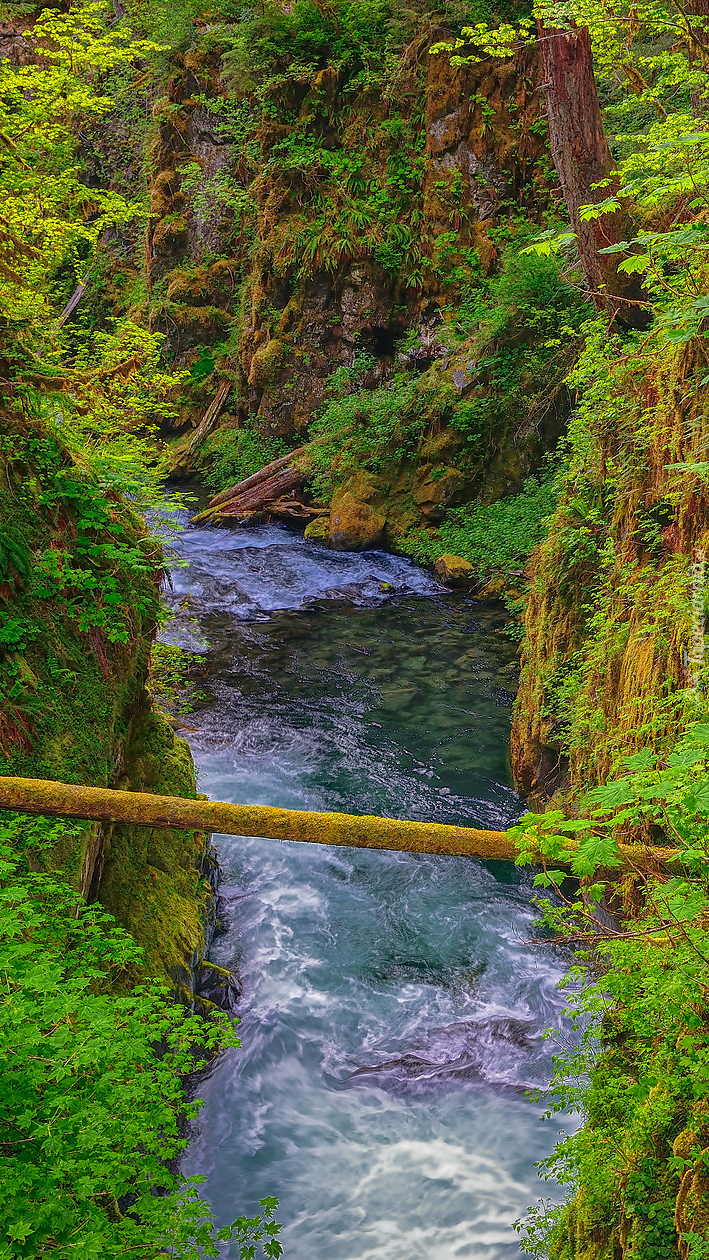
[[201, 424, 288, 494]]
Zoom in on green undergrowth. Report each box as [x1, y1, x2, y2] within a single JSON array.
[[199, 422, 288, 494], [510, 723, 709, 1259], [308, 359, 425, 498], [445, 237, 589, 436], [0, 810, 283, 1260], [149, 640, 207, 716], [513, 316, 709, 798], [0, 418, 159, 785], [296, 241, 584, 540], [401, 469, 559, 580], [0, 413, 212, 984]]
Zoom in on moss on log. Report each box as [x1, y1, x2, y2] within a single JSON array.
[[0, 776, 680, 871], [0, 776, 517, 859]]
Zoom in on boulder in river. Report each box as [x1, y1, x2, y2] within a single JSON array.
[[434, 554, 474, 584], [304, 515, 331, 542], [329, 472, 387, 550], [196, 960, 242, 1014]]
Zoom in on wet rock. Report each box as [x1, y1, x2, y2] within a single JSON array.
[[329, 473, 387, 550], [196, 960, 242, 1014], [304, 515, 331, 542], [346, 1016, 538, 1094], [434, 554, 474, 584]]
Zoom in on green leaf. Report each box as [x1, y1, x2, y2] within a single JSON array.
[[586, 780, 636, 808], [570, 834, 623, 878], [617, 254, 652, 274], [667, 748, 706, 767], [533, 870, 567, 887], [621, 749, 657, 771], [579, 197, 621, 221], [684, 780, 709, 812]]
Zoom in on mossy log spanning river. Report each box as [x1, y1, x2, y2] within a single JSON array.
[[0, 776, 677, 871]]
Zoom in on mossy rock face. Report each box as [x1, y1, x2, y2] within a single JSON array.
[[98, 708, 213, 989], [0, 414, 212, 991], [675, 1138, 709, 1247], [420, 429, 463, 462], [413, 466, 465, 520], [152, 213, 188, 250], [248, 338, 286, 388], [548, 1185, 620, 1260]]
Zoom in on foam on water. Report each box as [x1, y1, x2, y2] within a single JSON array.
[[169, 520, 440, 618], [166, 517, 572, 1259]]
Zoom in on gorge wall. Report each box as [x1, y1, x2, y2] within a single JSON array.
[[73, 0, 708, 802], [84, 3, 586, 554], [0, 413, 213, 991]]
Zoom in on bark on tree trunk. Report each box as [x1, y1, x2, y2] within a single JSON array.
[[538, 20, 650, 329], [186, 379, 232, 456], [194, 465, 306, 524]]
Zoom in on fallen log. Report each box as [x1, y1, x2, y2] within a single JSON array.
[[54, 280, 86, 331], [196, 432, 337, 524], [0, 776, 680, 872], [268, 498, 327, 522], [217, 465, 305, 518], [186, 379, 232, 457], [205, 446, 309, 511]]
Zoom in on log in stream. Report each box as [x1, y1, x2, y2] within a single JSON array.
[[0, 775, 677, 871]]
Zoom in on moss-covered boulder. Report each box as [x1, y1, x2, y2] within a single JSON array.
[[329, 473, 387, 550], [434, 554, 474, 583], [304, 514, 331, 542]]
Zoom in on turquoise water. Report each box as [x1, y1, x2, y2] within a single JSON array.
[[165, 521, 571, 1259]]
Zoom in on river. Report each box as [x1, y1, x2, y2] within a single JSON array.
[[164, 517, 571, 1260]]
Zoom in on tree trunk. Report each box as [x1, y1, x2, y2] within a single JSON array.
[[0, 775, 679, 873], [54, 281, 86, 331], [538, 20, 650, 329], [186, 379, 231, 456]]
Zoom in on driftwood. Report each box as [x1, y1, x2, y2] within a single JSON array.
[[207, 446, 309, 510], [194, 432, 347, 527], [186, 379, 232, 456], [268, 499, 327, 523], [0, 776, 680, 872], [216, 466, 305, 518], [192, 451, 310, 526]]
